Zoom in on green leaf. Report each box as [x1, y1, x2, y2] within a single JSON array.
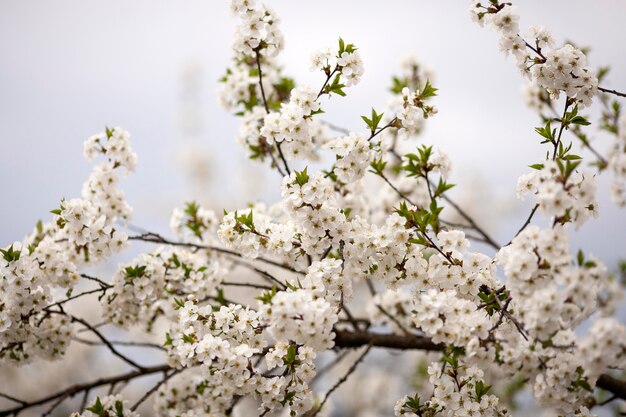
[[325, 74, 346, 97], [420, 80, 438, 99], [535, 120, 555, 143], [173, 298, 186, 310], [475, 380, 492, 399], [285, 344, 297, 365], [294, 167, 310, 186], [390, 76, 408, 95], [369, 157, 387, 175], [124, 265, 147, 279], [256, 286, 278, 304], [0, 244, 21, 263], [115, 400, 124, 417], [570, 115, 591, 126], [86, 397, 105, 415], [338, 37, 345, 55], [235, 210, 255, 230], [184, 201, 199, 217]]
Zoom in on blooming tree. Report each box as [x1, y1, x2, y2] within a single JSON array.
[[2, 1, 626, 416]]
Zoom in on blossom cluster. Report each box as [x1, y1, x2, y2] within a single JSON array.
[[516, 160, 598, 227], [170, 202, 218, 243], [310, 39, 365, 87], [259, 85, 323, 160], [164, 296, 322, 416], [230, 0, 283, 58], [395, 361, 506, 417], [0, 127, 135, 364], [262, 288, 338, 351], [471, 1, 598, 107], [325, 132, 372, 183], [102, 248, 225, 329]]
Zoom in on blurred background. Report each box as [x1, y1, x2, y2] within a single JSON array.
[[1, 1, 626, 416]]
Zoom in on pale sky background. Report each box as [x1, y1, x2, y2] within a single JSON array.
[[1, 0, 625, 266]]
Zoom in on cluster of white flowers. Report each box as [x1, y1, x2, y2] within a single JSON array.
[[260, 85, 322, 160], [489, 225, 625, 413], [398, 86, 438, 128], [0, 241, 73, 361], [166, 299, 264, 414], [103, 248, 224, 328], [310, 41, 365, 87], [260, 343, 317, 415], [516, 160, 598, 227], [607, 114, 626, 206], [395, 361, 506, 417], [497, 226, 610, 338], [217, 205, 297, 259], [413, 289, 491, 346], [374, 56, 437, 146], [71, 395, 139, 417], [578, 318, 626, 381], [57, 198, 129, 259], [0, 127, 135, 364], [165, 296, 322, 416], [230, 0, 283, 58], [154, 371, 209, 417], [83, 127, 138, 172], [533, 350, 592, 413], [170, 202, 218, 242], [279, 170, 347, 257], [296, 258, 352, 305], [262, 289, 338, 351], [471, 1, 598, 107], [325, 132, 372, 183]]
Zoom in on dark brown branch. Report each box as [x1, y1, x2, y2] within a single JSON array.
[[334, 329, 442, 351], [53, 312, 146, 371], [597, 374, 626, 402], [0, 364, 170, 417], [221, 281, 275, 291], [43, 287, 109, 312], [598, 86, 626, 98], [0, 393, 25, 406]]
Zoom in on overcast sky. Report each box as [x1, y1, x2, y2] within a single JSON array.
[[1, 0, 625, 265]]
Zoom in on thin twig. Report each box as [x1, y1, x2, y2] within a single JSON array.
[[128, 232, 301, 274], [73, 337, 166, 351], [130, 369, 180, 411], [599, 86, 626, 98], [0, 364, 170, 416], [308, 345, 372, 417], [50, 312, 146, 370], [0, 393, 25, 406]]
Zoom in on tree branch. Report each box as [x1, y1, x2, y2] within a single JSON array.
[[598, 86, 626, 98], [0, 364, 170, 416]]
